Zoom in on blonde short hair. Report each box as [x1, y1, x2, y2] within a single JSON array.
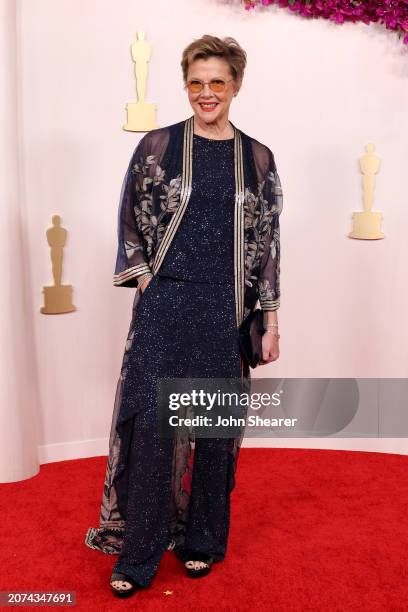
[[181, 35, 247, 87]]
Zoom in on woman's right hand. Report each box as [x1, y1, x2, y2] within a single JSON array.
[[140, 277, 152, 293]]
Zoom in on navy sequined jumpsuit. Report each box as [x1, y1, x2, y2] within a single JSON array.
[[112, 133, 242, 587]]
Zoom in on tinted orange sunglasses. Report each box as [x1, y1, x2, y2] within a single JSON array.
[[185, 78, 233, 94]]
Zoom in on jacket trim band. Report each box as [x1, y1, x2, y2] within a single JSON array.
[[259, 299, 280, 311], [113, 262, 152, 286], [233, 125, 245, 327]]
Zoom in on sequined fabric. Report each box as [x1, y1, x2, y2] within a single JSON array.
[[158, 134, 235, 284], [111, 276, 241, 586], [110, 136, 243, 587]]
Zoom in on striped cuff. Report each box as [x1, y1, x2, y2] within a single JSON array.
[[113, 263, 152, 287], [259, 298, 280, 311]]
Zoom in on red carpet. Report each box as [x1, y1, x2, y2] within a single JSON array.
[[2, 448, 408, 611]]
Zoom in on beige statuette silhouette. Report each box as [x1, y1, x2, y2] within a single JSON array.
[[349, 143, 384, 240], [123, 30, 159, 132], [40, 215, 76, 314]]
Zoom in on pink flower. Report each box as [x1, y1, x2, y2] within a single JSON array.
[[242, 0, 408, 43]]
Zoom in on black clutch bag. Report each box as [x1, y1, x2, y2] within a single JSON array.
[[238, 308, 264, 369]]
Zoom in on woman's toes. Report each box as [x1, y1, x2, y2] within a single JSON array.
[[185, 560, 208, 570], [111, 580, 132, 590]]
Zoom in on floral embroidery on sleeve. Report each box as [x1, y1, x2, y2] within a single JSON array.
[[132, 153, 182, 266]]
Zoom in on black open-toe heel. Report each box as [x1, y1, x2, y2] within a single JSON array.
[[184, 551, 214, 578], [110, 572, 141, 598]]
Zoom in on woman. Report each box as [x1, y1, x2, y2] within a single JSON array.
[[85, 34, 283, 598]]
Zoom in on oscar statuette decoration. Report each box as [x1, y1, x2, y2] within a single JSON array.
[[40, 215, 76, 314], [123, 30, 158, 132], [349, 143, 384, 240]]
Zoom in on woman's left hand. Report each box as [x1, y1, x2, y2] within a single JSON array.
[[260, 333, 280, 365]]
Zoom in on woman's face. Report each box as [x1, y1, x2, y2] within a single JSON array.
[[186, 57, 239, 125]]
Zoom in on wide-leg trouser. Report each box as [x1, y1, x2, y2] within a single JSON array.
[[111, 274, 242, 587]]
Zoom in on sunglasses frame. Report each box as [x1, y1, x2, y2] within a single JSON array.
[[185, 78, 234, 94]]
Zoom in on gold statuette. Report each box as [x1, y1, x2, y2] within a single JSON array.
[[349, 143, 384, 240], [40, 215, 76, 314], [123, 30, 159, 132]]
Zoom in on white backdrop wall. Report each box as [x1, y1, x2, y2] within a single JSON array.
[[3, 0, 408, 480]]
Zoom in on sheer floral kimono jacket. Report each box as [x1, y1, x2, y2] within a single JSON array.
[[85, 115, 283, 556]]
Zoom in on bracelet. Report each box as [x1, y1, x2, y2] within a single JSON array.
[[264, 323, 279, 329], [264, 331, 280, 338]]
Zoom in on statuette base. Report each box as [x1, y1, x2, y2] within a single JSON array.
[[41, 285, 76, 314], [123, 102, 158, 132], [349, 211, 384, 240]]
